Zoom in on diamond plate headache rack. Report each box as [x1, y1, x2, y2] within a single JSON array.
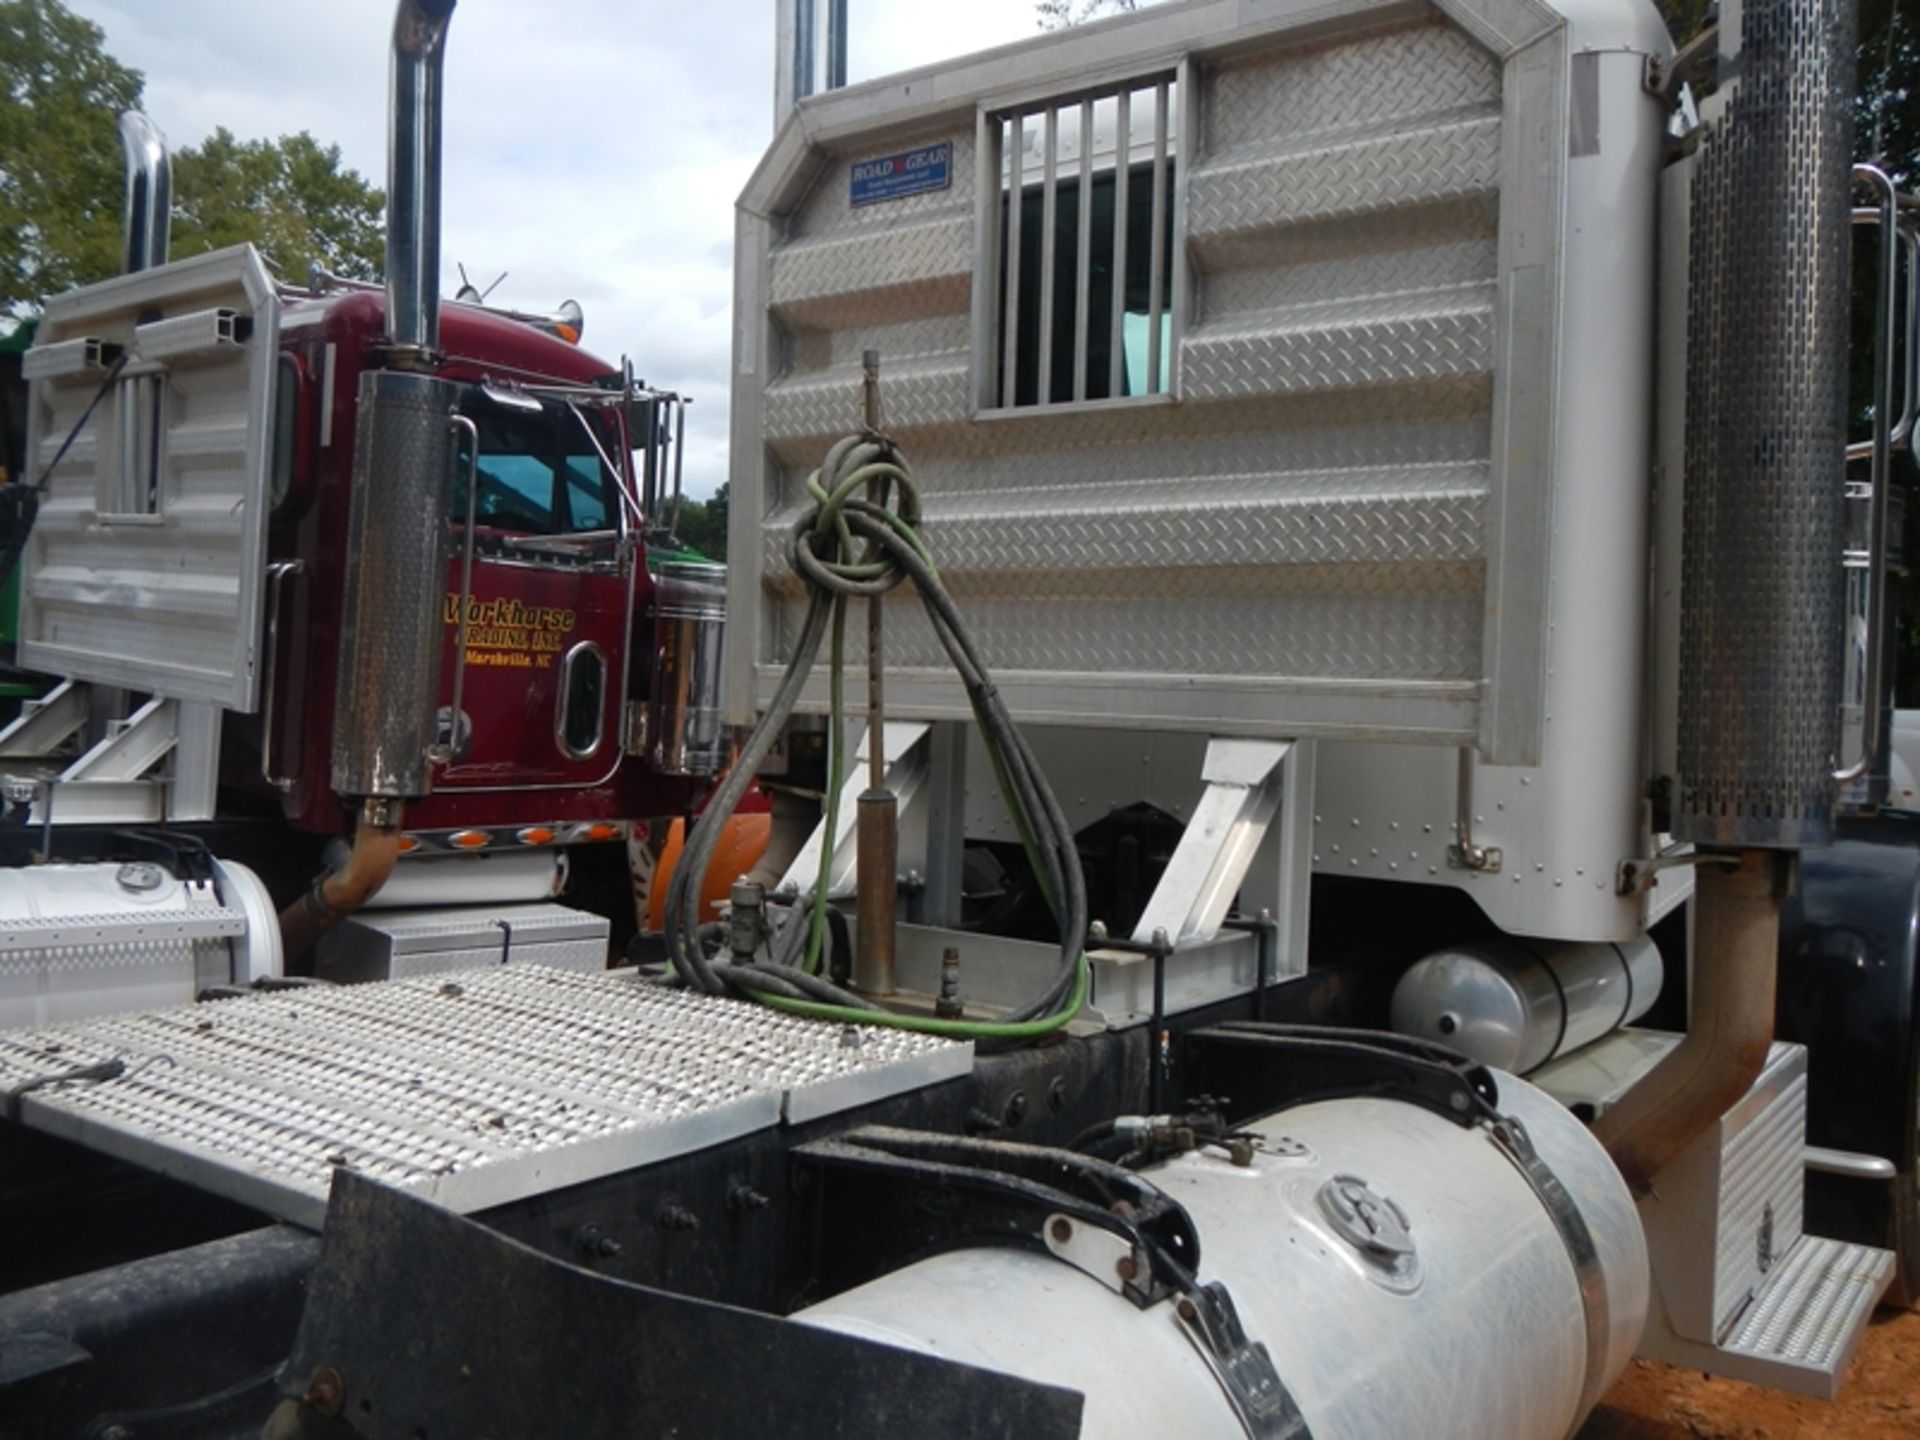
[[1182, 1023, 1501, 1129], [269, 1170, 1083, 1440], [733, 2, 1570, 762], [0, 966, 971, 1228]]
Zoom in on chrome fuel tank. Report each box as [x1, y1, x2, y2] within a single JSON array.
[[797, 1073, 1647, 1440]]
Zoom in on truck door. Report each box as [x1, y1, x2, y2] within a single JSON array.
[[434, 387, 632, 792]]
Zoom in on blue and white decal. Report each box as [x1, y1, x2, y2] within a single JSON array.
[[849, 142, 952, 207]]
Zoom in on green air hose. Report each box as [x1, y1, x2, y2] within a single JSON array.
[[661, 432, 1088, 1043]]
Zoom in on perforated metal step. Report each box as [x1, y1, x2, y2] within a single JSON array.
[[0, 966, 971, 1228], [1642, 1232, 1894, 1399], [1720, 1236, 1895, 1393]]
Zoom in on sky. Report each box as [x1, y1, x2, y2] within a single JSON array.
[[65, 0, 1064, 499]]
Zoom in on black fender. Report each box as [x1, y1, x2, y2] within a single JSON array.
[[1776, 810, 1920, 1288]]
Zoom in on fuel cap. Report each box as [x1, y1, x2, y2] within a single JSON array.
[[116, 862, 167, 893], [1318, 1173, 1416, 1260]]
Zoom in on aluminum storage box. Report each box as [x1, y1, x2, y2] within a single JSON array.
[[315, 902, 609, 983]]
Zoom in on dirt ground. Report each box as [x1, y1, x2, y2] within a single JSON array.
[[1578, 1304, 1920, 1439]]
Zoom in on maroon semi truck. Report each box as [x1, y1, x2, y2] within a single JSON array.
[[260, 283, 711, 842], [0, 0, 722, 993]]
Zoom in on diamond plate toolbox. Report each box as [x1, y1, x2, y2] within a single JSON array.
[[0, 966, 972, 1228], [730, 1, 1570, 760]]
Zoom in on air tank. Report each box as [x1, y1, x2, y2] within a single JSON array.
[[796, 1075, 1647, 1440], [1390, 936, 1664, 1074]]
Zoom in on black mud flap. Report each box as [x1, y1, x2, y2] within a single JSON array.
[[272, 1170, 1085, 1440]]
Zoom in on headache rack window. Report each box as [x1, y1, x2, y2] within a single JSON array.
[[982, 71, 1180, 411], [103, 370, 166, 519]]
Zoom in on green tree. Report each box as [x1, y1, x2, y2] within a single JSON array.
[[0, 0, 382, 316], [0, 0, 143, 314], [1035, 0, 1135, 29], [173, 128, 384, 282], [671, 482, 730, 562], [1854, 0, 1917, 184], [1654, 0, 1914, 181]]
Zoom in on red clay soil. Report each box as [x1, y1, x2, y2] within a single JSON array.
[[1578, 1305, 1920, 1439]]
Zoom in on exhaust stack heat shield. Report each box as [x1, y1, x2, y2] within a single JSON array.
[[331, 370, 460, 799], [1674, 0, 1855, 848]]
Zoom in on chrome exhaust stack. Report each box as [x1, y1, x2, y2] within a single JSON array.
[[117, 111, 171, 274], [305, 0, 462, 959], [385, 0, 455, 368], [329, 0, 461, 807]]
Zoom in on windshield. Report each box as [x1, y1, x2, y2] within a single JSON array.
[[453, 393, 620, 539]]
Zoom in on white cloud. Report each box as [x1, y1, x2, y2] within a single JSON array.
[[66, 0, 1059, 498]]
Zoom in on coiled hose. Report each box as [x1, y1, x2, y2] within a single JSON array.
[[661, 433, 1088, 1042]]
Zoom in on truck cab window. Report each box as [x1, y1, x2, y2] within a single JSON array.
[[452, 392, 618, 545], [269, 354, 299, 510]]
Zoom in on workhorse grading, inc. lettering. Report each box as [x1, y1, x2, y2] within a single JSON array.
[[444, 594, 577, 667]]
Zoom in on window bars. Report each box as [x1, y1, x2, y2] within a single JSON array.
[[983, 70, 1180, 411]]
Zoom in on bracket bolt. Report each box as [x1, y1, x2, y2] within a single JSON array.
[[728, 1183, 771, 1215], [656, 1203, 701, 1233], [574, 1223, 623, 1259]]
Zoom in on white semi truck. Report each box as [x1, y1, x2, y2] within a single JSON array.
[[0, 0, 1914, 1436]]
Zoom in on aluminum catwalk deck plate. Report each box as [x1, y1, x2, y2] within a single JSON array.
[[0, 966, 972, 1228]]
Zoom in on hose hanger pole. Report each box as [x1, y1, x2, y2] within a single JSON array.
[[659, 417, 1089, 1042], [855, 350, 897, 995], [863, 352, 886, 793]]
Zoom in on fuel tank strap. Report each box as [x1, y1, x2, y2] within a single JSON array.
[[1183, 1023, 1610, 1435], [1485, 1109, 1610, 1437], [1170, 1278, 1313, 1440]]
